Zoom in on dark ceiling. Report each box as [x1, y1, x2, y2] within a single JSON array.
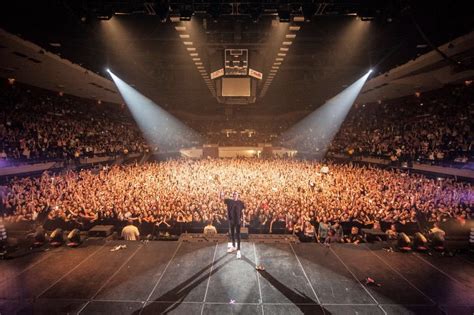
[[0, 1, 472, 115]]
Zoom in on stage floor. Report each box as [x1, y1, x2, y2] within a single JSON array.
[[0, 240, 473, 315]]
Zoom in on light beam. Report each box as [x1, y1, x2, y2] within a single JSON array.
[[108, 70, 201, 152], [281, 70, 372, 159]]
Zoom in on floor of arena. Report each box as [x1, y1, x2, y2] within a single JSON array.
[[0, 239, 473, 315]]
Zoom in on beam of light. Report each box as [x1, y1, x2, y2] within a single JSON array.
[[108, 70, 201, 152], [280, 70, 372, 158]]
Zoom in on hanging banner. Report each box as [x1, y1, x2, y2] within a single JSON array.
[[249, 68, 263, 80], [210, 68, 224, 80]]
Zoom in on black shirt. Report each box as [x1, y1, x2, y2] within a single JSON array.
[[224, 199, 245, 225]]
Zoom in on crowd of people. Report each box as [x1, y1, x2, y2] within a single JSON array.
[[2, 159, 471, 243], [0, 83, 152, 164], [1, 80, 472, 169], [329, 84, 473, 166]]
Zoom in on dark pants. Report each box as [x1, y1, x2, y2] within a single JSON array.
[[229, 222, 241, 250]]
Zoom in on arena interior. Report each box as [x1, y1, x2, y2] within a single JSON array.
[[0, 1, 473, 314]]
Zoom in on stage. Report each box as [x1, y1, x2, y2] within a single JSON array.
[[0, 239, 473, 314]]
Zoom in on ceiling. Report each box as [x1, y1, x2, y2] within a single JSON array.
[[0, 1, 473, 115]]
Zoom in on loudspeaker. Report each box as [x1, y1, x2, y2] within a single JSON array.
[[413, 232, 428, 251], [397, 232, 412, 251], [50, 228, 64, 246], [67, 229, 81, 247], [88, 225, 114, 237], [33, 226, 46, 245]]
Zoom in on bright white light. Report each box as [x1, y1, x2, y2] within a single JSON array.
[[106, 68, 110, 73], [281, 71, 371, 159], [369, 69, 373, 73], [107, 70, 200, 150]]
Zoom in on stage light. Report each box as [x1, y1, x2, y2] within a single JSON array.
[[67, 229, 81, 247], [96, 8, 114, 21], [50, 228, 64, 246], [413, 232, 428, 251], [397, 232, 412, 251], [106, 68, 110, 73], [180, 5, 194, 21], [107, 70, 201, 152], [281, 70, 371, 159], [302, 4, 316, 22], [369, 69, 373, 73], [277, 7, 291, 23]]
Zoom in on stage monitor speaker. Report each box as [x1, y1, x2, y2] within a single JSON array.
[[50, 228, 64, 246], [67, 229, 81, 247], [397, 232, 412, 250], [413, 232, 428, 250], [88, 225, 114, 238]]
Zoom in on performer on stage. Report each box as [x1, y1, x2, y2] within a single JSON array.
[[221, 191, 245, 259]]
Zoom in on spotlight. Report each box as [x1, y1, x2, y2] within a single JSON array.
[[277, 6, 291, 23], [369, 69, 373, 73], [413, 232, 428, 251], [106, 68, 110, 73], [180, 5, 193, 21], [302, 4, 316, 22], [67, 229, 82, 247], [397, 232, 412, 251], [50, 228, 64, 247], [95, 8, 114, 20], [156, 0, 170, 22]]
